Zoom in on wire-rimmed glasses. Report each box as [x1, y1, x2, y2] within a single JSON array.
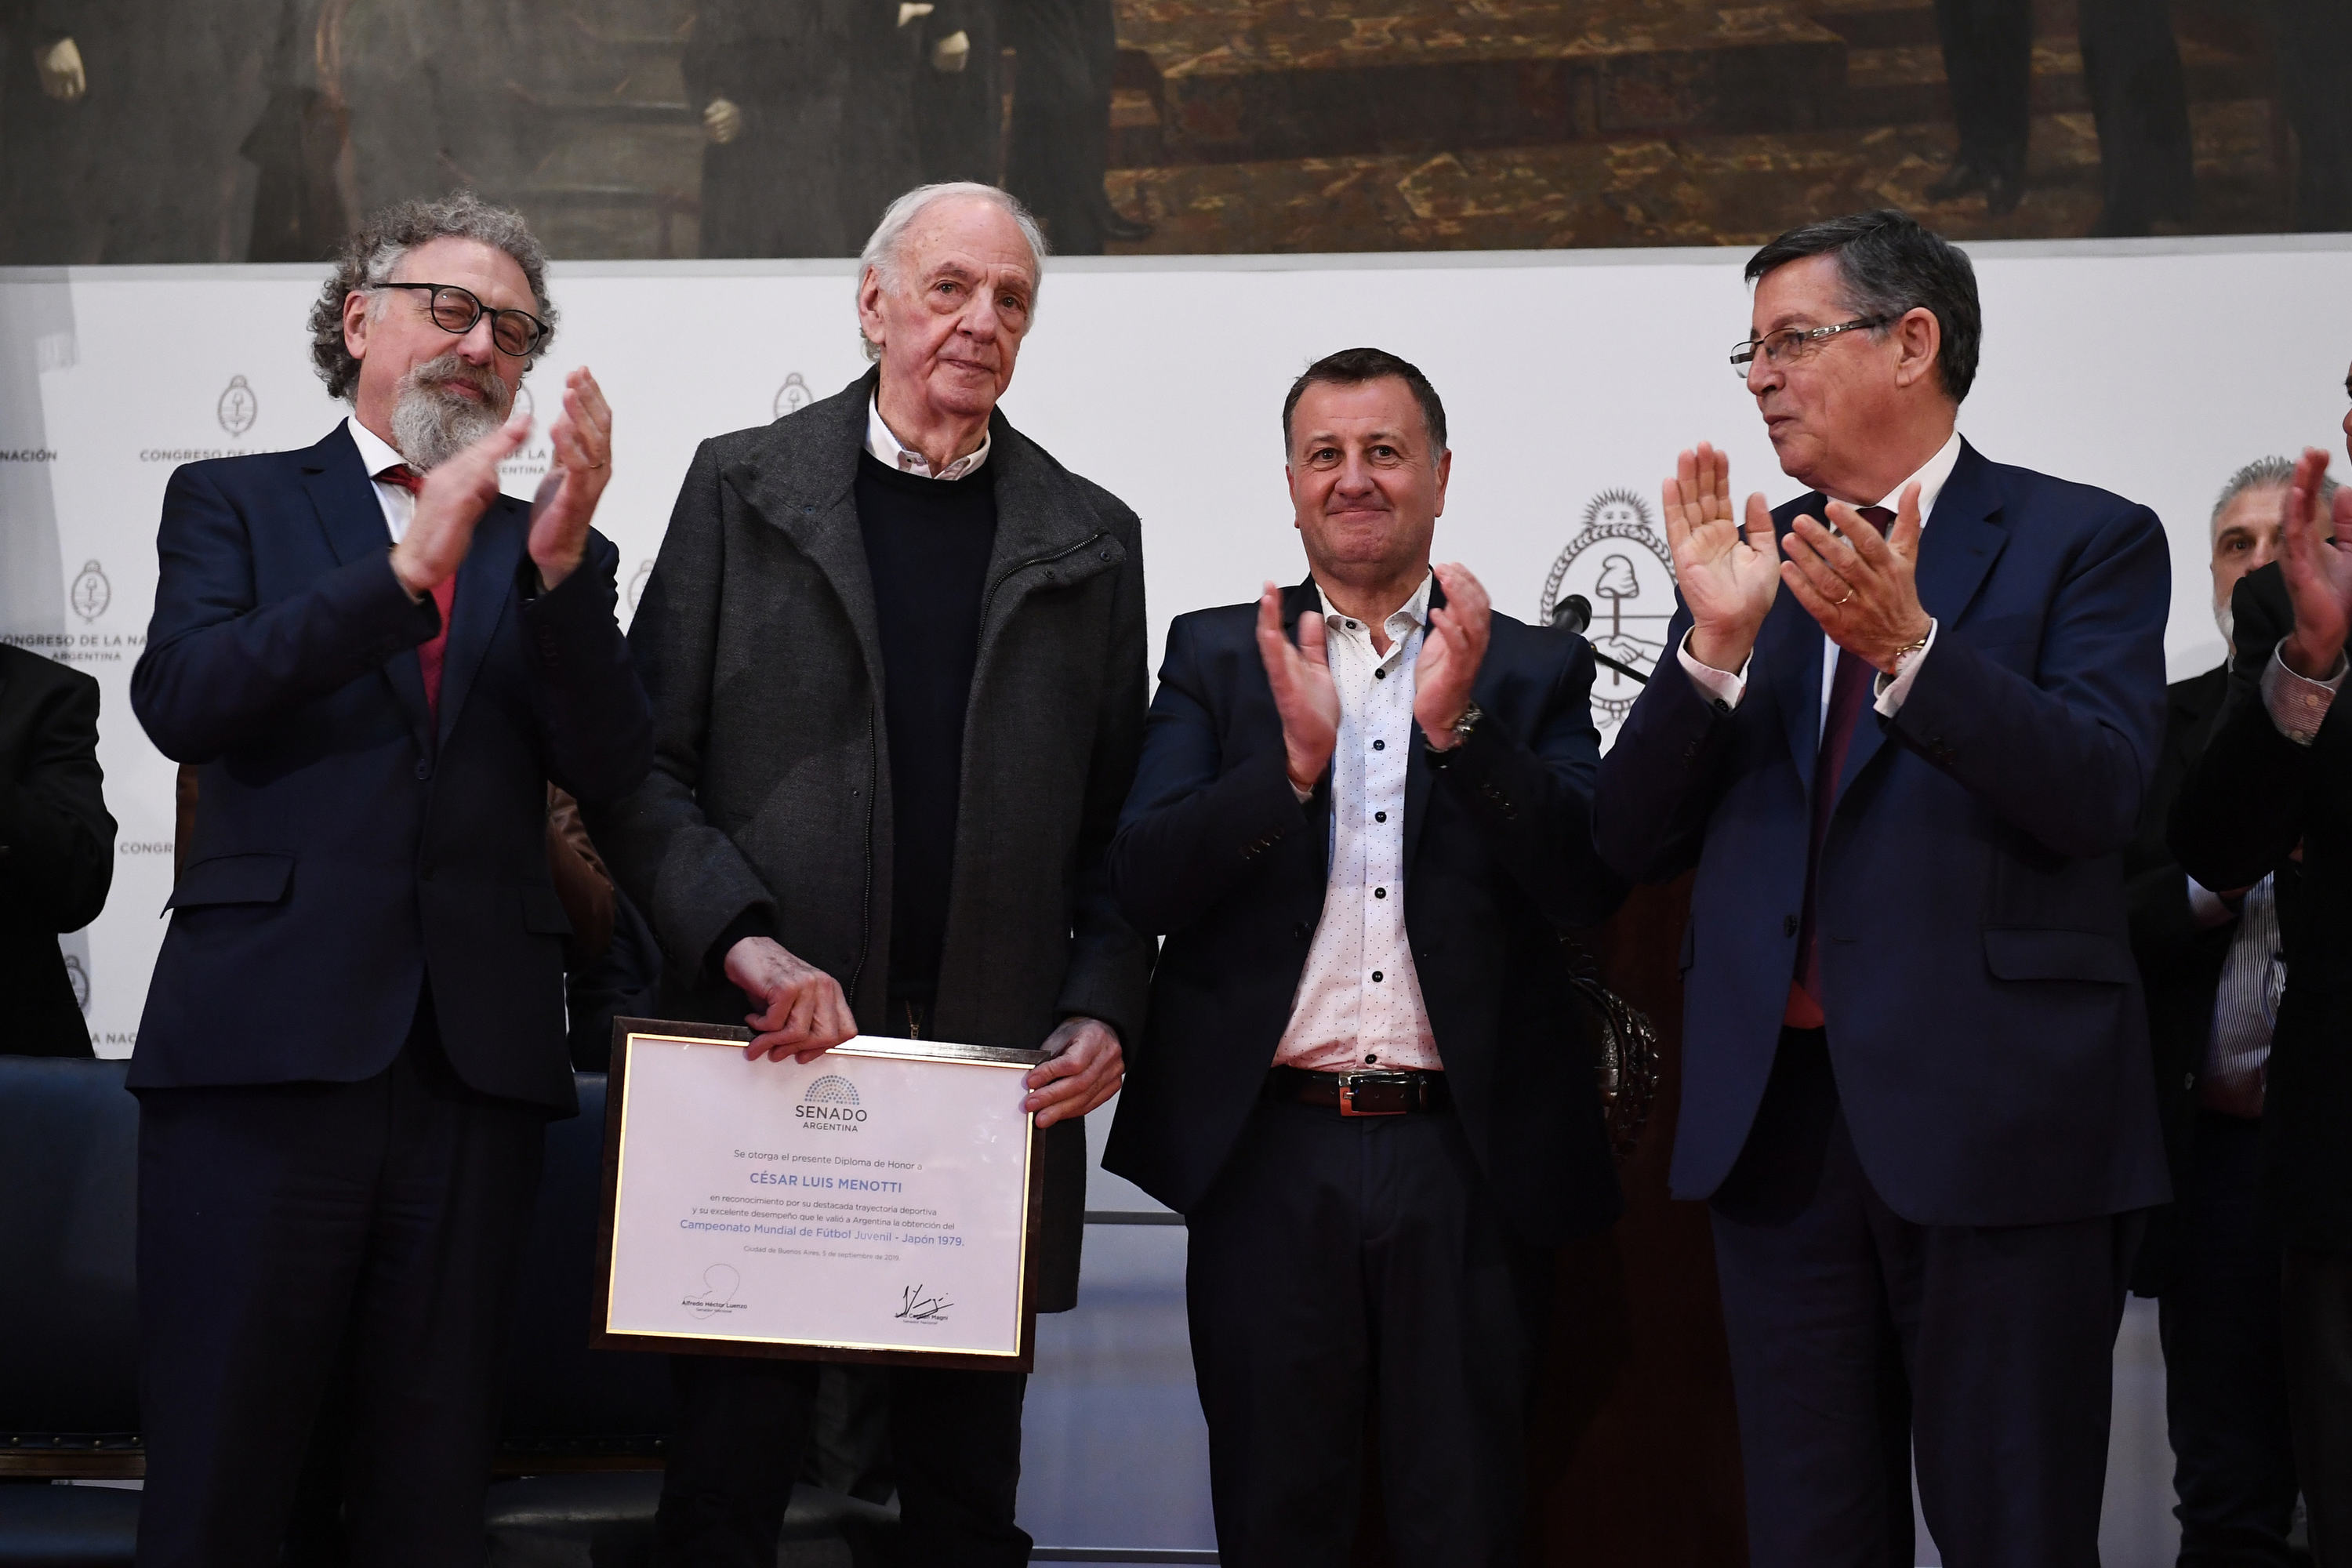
[[1729, 316, 1889, 379]]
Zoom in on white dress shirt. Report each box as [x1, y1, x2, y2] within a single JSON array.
[[1677, 429, 1963, 731], [2201, 871, 2281, 1118], [2260, 643, 2347, 746], [866, 394, 990, 481], [1274, 575, 1443, 1074], [346, 416, 417, 544]]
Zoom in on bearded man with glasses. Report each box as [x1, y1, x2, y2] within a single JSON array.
[[125, 191, 651, 1565], [1596, 208, 2172, 1566]]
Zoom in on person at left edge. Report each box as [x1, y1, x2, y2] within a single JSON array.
[[589, 180, 1148, 1567], [0, 641, 114, 1056], [125, 191, 651, 1567]]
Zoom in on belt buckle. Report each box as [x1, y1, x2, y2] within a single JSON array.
[[1337, 1071, 1413, 1117]]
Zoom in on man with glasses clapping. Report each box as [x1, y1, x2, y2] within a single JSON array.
[[126, 191, 650, 1564], [1595, 209, 2172, 1566]]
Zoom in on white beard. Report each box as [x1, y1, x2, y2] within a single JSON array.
[[388, 353, 512, 470]]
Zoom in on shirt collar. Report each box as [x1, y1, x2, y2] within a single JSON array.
[[346, 414, 408, 481], [1314, 572, 1434, 643], [866, 394, 991, 481], [1864, 428, 1962, 528]]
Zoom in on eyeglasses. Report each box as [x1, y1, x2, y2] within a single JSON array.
[[1729, 316, 1889, 379], [375, 282, 550, 358]]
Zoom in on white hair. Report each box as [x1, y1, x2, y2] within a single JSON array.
[[855, 183, 1050, 362]]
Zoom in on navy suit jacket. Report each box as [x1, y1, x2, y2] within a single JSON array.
[[1594, 441, 2171, 1227], [1102, 577, 1628, 1244], [128, 424, 652, 1114]]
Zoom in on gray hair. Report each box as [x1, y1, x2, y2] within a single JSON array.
[[308, 191, 557, 401], [2212, 455, 2339, 532], [855, 183, 1049, 362]]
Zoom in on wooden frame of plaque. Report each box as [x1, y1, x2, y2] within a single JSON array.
[[590, 1017, 1048, 1372]]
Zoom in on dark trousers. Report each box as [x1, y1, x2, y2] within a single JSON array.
[[2285, 1247, 2352, 1566], [132, 1018, 546, 1568], [1004, 0, 1118, 253], [2268, 0, 2352, 230], [1933, 0, 2192, 217], [2158, 1112, 2299, 1567], [1709, 1028, 2134, 1568], [1185, 1098, 1553, 1568], [653, 1356, 1030, 1566]]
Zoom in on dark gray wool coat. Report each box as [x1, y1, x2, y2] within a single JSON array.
[[592, 367, 1152, 1311]]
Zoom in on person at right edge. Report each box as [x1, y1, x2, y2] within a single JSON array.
[[2170, 430, 2352, 1566], [2129, 457, 2316, 1568], [1105, 347, 1626, 1566], [1594, 209, 2171, 1566]]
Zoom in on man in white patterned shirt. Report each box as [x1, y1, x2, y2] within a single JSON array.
[[1104, 348, 1628, 1567]]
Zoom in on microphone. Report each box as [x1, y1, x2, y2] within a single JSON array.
[[1550, 593, 1593, 636], [1552, 592, 1649, 684]]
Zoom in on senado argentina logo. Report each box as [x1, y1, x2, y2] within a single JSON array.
[[796, 1073, 869, 1131]]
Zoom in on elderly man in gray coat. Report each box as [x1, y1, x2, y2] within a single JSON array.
[[594, 180, 1149, 1566]]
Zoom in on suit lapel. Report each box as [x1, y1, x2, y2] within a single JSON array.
[[298, 423, 431, 756], [434, 499, 524, 747], [1833, 444, 2008, 803], [1282, 577, 1334, 887], [1761, 510, 1828, 792], [1403, 572, 1445, 884]]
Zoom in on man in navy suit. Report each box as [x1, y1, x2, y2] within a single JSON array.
[[1595, 210, 2170, 1565], [128, 191, 650, 1566], [1105, 348, 1625, 1566]]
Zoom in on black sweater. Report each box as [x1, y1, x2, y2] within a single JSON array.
[[855, 450, 999, 1009]]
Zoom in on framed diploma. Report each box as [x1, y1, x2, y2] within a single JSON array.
[[592, 1018, 1047, 1370]]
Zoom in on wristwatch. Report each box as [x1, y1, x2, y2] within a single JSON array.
[[1425, 702, 1482, 756]]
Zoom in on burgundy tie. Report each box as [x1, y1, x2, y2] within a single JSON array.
[[1785, 505, 1895, 1029], [378, 464, 458, 718]]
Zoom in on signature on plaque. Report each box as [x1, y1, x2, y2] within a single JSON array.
[[895, 1284, 953, 1323]]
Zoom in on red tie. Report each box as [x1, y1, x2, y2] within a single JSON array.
[[1785, 505, 1895, 1030], [378, 464, 458, 718]]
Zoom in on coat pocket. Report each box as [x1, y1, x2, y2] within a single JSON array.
[[165, 851, 296, 909], [1982, 927, 2133, 984]]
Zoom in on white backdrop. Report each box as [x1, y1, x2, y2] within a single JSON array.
[[5, 234, 2351, 1058]]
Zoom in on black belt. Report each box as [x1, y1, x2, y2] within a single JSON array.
[[1263, 1065, 1450, 1117]]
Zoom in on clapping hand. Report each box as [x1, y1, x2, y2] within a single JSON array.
[[1415, 561, 1490, 750], [526, 368, 612, 592], [2278, 447, 2352, 680], [389, 410, 530, 599], [1663, 443, 1779, 673], [1257, 581, 1340, 796], [1779, 484, 1933, 676]]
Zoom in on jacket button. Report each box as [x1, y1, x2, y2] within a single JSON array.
[[1293, 922, 1310, 940], [415, 760, 432, 781], [1783, 913, 1798, 937], [1099, 549, 1111, 561]]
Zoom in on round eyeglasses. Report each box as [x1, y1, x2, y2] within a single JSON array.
[[1729, 316, 1889, 379], [376, 281, 550, 358]]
